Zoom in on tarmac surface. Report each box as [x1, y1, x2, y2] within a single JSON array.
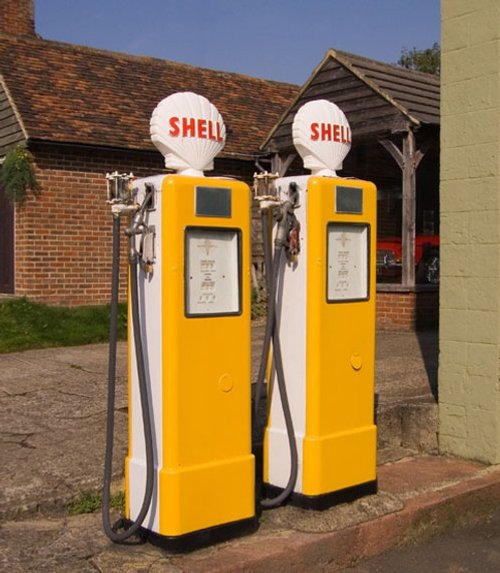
[[340, 508, 500, 572], [1, 325, 499, 572]]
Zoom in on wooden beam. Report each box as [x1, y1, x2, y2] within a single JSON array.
[[379, 139, 404, 169], [271, 153, 297, 177], [401, 131, 417, 287], [380, 136, 428, 171], [414, 141, 429, 169], [379, 132, 429, 288]]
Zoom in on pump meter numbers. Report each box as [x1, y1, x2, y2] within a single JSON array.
[[185, 228, 241, 316], [327, 223, 369, 302]]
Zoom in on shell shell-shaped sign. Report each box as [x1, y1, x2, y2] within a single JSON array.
[[292, 100, 351, 176], [150, 92, 226, 176]]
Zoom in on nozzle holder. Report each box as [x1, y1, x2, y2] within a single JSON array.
[[253, 172, 280, 207], [106, 171, 135, 204]]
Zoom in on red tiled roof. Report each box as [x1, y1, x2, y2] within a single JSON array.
[[0, 35, 299, 158]]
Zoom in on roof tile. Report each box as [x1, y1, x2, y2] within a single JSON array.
[[0, 35, 299, 158]]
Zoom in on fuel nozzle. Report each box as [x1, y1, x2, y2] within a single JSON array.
[[125, 183, 156, 274], [254, 174, 301, 259], [275, 182, 301, 259]]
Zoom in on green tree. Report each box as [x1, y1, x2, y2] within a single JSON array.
[[0, 145, 39, 204], [398, 42, 440, 75]]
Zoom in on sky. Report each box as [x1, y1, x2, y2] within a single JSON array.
[[35, 0, 440, 86]]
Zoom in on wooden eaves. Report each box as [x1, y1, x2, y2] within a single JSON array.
[[260, 48, 440, 288]]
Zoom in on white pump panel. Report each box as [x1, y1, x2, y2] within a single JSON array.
[[267, 175, 310, 493], [327, 223, 369, 301], [128, 175, 165, 533], [185, 229, 240, 316]]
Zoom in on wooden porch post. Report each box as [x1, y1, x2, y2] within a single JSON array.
[[380, 130, 425, 287], [271, 152, 297, 177]]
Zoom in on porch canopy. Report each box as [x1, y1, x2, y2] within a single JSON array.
[[261, 49, 440, 287]]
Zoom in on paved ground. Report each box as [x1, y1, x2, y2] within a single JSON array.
[[2, 326, 496, 573], [1, 327, 438, 519], [340, 508, 500, 572]]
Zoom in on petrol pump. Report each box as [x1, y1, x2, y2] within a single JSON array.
[[255, 99, 377, 509], [102, 92, 256, 550]]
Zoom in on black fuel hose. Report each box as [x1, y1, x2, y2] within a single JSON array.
[[254, 209, 298, 508], [253, 210, 275, 422], [102, 215, 155, 543]]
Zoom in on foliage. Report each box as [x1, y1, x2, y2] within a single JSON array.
[[0, 298, 127, 353], [251, 287, 267, 320], [110, 490, 126, 512], [398, 43, 440, 75], [67, 490, 125, 515], [67, 491, 102, 515], [0, 145, 40, 204]]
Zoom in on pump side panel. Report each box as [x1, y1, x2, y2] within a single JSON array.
[[303, 177, 377, 496], [158, 175, 254, 537], [264, 175, 309, 491], [126, 174, 166, 532]]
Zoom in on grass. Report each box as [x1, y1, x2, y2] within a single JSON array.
[[0, 298, 127, 353], [68, 490, 125, 515], [0, 294, 265, 353]]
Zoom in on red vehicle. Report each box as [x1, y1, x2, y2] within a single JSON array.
[[377, 235, 440, 284]]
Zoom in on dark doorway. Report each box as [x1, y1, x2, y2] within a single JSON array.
[[0, 184, 14, 292]]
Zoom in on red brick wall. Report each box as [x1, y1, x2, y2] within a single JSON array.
[[13, 144, 257, 306], [0, 0, 35, 37], [376, 289, 438, 330], [14, 142, 439, 330]]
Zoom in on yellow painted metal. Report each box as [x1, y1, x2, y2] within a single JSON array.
[[157, 175, 255, 536], [302, 176, 377, 496]]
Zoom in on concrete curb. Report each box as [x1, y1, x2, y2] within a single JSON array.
[[2, 456, 498, 572], [377, 401, 438, 453], [167, 463, 500, 573]]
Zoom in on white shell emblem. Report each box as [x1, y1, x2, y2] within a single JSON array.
[[292, 100, 351, 176], [150, 92, 226, 176]]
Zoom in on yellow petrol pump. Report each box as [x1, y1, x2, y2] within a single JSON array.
[[102, 93, 376, 552], [257, 100, 377, 509], [103, 92, 256, 550]]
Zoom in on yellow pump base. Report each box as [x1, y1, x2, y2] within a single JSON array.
[[126, 174, 256, 551]]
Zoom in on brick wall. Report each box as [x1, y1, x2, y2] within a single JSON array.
[[0, 0, 35, 37], [14, 141, 439, 331], [377, 289, 439, 330], [13, 144, 257, 306]]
